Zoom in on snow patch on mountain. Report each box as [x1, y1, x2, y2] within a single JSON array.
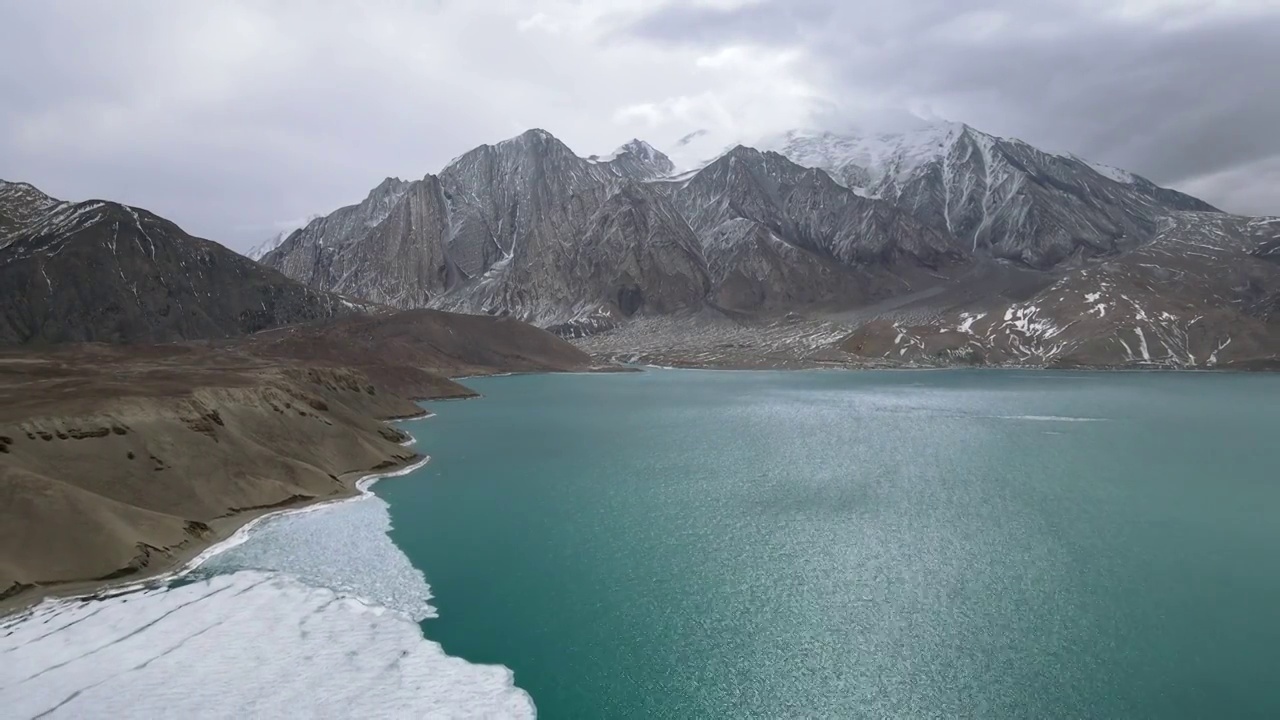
[[758, 122, 967, 191]]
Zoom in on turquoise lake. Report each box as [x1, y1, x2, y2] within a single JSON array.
[[376, 369, 1280, 718]]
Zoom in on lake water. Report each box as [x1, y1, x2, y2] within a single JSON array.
[[4, 370, 1280, 718]]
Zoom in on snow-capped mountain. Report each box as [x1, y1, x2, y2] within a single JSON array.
[[758, 123, 966, 192], [758, 123, 1218, 268]]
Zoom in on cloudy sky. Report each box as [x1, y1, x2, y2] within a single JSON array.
[[2, 0, 1277, 252]]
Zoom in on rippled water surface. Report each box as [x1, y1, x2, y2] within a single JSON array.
[[386, 369, 1280, 719]]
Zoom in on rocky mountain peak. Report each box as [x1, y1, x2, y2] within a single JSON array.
[[617, 138, 661, 159], [442, 128, 590, 185], [596, 138, 676, 180], [696, 145, 796, 181], [365, 177, 410, 203], [755, 120, 1225, 267], [0, 179, 48, 196], [496, 128, 572, 156], [1, 179, 64, 243]]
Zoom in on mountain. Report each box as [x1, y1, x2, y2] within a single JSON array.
[[263, 130, 706, 329], [262, 129, 974, 333], [432, 130, 709, 330], [759, 123, 1219, 269], [245, 214, 322, 261], [0, 182, 369, 345], [662, 146, 964, 276]]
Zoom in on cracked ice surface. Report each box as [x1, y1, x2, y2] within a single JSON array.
[[0, 489, 533, 719]]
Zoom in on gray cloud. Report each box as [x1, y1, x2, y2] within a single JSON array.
[[1, 1, 1276, 254], [629, 0, 1280, 215]]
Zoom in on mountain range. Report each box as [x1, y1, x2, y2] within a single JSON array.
[[256, 122, 1279, 369]]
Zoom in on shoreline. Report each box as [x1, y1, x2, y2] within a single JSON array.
[[607, 357, 1273, 374], [4, 360, 1257, 620], [0, 411, 435, 620]]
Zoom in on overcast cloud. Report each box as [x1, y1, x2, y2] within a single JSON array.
[[1, 0, 1276, 251]]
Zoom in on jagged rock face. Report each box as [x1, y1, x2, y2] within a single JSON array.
[[702, 218, 865, 312], [763, 124, 1219, 270], [286, 178, 455, 308], [842, 213, 1280, 368], [0, 192, 365, 345], [566, 183, 709, 321], [437, 128, 620, 287], [664, 146, 966, 276], [436, 178, 710, 332], [262, 177, 411, 287]]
